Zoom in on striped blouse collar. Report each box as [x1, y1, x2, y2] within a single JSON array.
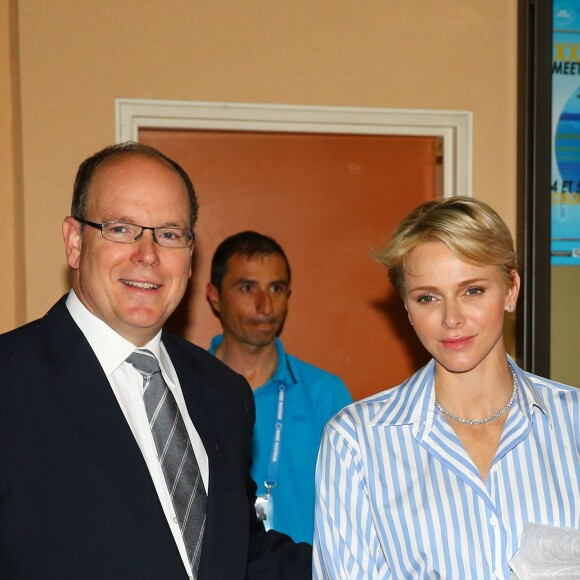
[[368, 356, 550, 431]]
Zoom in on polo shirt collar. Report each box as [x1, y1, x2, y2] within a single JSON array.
[[208, 335, 297, 388]]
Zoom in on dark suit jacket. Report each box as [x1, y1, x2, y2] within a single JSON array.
[[0, 297, 311, 579]]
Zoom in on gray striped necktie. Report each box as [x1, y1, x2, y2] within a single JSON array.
[[126, 349, 206, 577]]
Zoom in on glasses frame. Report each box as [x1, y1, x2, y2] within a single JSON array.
[[73, 216, 195, 249]]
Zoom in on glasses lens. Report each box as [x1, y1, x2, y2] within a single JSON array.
[[100, 221, 193, 248], [101, 222, 141, 243], [155, 227, 194, 248]]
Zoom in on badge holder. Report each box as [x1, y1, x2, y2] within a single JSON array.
[[255, 482, 275, 531], [255, 381, 285, 532]]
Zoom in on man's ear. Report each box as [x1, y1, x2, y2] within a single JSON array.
[[62, 217, 82, 270], [206, 283, 221, 315]]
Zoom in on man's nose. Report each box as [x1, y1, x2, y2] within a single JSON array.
[[130, 229, 160, 266], [255, 289, 274, 315]]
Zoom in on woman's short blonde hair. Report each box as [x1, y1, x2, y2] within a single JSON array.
[[374, 196, 517, 297]]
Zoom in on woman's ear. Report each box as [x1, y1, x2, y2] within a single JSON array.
[[505, 270, 521, 312], [403, 302, 413, 325]]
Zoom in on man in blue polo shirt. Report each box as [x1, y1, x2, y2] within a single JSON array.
[[206, 231, 352, 544]]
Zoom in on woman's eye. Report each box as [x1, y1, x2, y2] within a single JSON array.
[[466, 287, 484, 296], [417, 294, 436, 303]]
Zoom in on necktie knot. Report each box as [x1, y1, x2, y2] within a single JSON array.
[[126, 349, 162, 377]]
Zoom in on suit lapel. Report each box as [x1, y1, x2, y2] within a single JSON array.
[[40, 299, 184, 567], [164, 334, 225, 496], [165, 338, 221, 461], [164, 334, 246, 579]]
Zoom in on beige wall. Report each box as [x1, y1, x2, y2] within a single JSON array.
[[5, 1, 518, 330], [552, 267, 580, 387], [1, 0, 25, 331]]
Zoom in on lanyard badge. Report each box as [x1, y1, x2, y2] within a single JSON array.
[[255, 381, 285, 531]]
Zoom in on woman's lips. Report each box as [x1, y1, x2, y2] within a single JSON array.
[[441, 335, 474, 350]]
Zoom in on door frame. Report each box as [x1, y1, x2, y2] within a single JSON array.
[[115, 98, 472, 198]]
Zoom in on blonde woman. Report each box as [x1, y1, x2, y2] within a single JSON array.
[[314, 196, 580, 579]]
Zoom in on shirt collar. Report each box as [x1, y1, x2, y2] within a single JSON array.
[[208, 334, 222, 355], [369, 356, 551, 430], [66, 290, 163, 377], [208, 335, 297, 389], [368, 359, 436, 430], [270, 338, 296, 385], [508, 355, 552, 424]]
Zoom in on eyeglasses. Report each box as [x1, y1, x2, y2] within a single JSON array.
[[73, 216, 195, 249]]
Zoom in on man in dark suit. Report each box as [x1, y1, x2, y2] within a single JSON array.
[[0, 142, 311, 579]]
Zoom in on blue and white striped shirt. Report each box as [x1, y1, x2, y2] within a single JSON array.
[[313, 357, 580, 579]]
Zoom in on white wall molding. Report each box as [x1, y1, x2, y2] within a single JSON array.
[[115, 98, 472, 197]]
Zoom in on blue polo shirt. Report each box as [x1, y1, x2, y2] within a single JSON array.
[[209, 335, 352, 543]]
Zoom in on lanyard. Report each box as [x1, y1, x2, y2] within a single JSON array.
[[264, 380, 286, 494]]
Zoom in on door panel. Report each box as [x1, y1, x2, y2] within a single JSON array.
[[140, 128, 436, 400]]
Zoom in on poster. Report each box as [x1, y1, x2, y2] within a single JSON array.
[[552, 2, 580, 264]]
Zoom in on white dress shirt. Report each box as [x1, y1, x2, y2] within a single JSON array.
[[66, 290, 208, 578]]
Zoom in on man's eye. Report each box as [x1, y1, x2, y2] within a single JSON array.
[[108, 225, 130, 235], [271, 284, 286, 294], [240, 284, 252, 293], [160, 230, 179, 240]]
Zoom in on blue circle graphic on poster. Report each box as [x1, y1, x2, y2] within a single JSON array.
[[555, 85, 580, 187]]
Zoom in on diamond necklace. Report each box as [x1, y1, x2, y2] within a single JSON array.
[[434, 367, 518, 425]]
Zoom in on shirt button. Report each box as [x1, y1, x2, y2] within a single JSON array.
[[490, 516, 498, 526], [172, 515, 178, 524]]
